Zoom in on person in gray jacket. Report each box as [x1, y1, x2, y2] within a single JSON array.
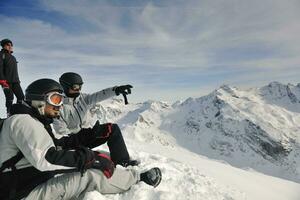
[[53, 72, 138, 167], [0, 78, 162, 200]]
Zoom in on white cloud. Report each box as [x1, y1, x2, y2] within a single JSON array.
[[1, 0, 300, 104], [38, 0, 300, 69]]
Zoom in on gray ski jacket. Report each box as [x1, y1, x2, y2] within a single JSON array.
[[53, 87, 116, 135], [0, 114, 73, 172]]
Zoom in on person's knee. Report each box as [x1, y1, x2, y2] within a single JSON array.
[[111, 124, 121, 135]]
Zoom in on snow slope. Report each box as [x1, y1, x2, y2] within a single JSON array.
[[84, 142, 300, 200], [85, 82, 300, 199]]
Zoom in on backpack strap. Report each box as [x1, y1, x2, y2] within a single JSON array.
[[0, 118, 4, 130], [0, 151, 23, 172], [0, 151, 23, 199]]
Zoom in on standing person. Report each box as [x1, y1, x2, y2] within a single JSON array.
[[0, 78, 162, 200], [53, 72, 138, 167], [0, 38, 24, 116]]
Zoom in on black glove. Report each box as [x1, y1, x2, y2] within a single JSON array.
[[114, 85, 133, 96], [92, 121, 113, 139], [76, 147, 96, 175], [92, 152, 115, 178]]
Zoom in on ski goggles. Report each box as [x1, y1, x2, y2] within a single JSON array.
[[71, 84, 82, 91], [46, 92, 64, 107]]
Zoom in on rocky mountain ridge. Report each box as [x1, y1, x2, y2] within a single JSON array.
[[91, 82, 300, 183]]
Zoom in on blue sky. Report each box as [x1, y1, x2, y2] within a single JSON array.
[[1, 0, 300, 106]]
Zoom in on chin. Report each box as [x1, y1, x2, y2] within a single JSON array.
[[53, 113, 60, 118], [47, 112, 60, 118]]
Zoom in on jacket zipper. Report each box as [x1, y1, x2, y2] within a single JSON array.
[[73, 100, 82, 129]]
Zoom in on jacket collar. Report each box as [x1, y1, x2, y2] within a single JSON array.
[[63, 93, 83, 104], [10, 103, 53, 125], [1, 49, 11, 54]]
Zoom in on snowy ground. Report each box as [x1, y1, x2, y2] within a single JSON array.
[[85, 140, 300, 200]]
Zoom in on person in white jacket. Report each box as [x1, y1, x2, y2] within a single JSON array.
[[0, 78, 162, 200], [53, 72, 138, 167]]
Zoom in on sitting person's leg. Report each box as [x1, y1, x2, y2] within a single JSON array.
[[90, 122, 139, 166], [24, 168, 139, 200]]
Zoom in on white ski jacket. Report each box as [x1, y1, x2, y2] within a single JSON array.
[[53, 87, 116, 135], [0, 114, 73, 172]]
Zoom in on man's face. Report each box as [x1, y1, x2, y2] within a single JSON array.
[[3, 43, 13, 53], [43, 91, 64, 118], [68, 84, 82, 94], [67, 84, 82, 98], [44, 103, 61, 118], [68, 88, 80, 95]]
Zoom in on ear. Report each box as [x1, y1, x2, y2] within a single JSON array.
[[31, 100, 46, 115]]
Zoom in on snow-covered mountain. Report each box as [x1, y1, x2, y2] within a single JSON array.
[[85, 82, 300, 199], [91, 82, 300, 183]]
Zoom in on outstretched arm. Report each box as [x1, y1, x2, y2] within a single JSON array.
[[82, 87, 117, 106]]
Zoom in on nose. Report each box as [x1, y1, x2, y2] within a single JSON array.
[[53, 106, 60, 111]]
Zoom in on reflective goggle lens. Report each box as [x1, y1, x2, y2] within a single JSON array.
[[47, 92, 63, 106]]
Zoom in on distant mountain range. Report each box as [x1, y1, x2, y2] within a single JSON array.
[[90, 82, 300, 183]]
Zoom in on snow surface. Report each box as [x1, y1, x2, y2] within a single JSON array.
[[1, 82, 300, 199], [84, 143, 299, 200]]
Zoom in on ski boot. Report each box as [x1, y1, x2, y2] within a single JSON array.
[[140, 167, 162, 187]]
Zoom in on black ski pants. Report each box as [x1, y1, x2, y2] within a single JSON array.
[[99, 124, 129, 164], [58, 123, 131, 165], [89, 123, 130, 164], [3, 82, 24, 113]]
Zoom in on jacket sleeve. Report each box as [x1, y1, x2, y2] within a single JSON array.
[[0, 52, 5, 80], [11, 115, 92, 172], [82, 86, 116, 106], [52, 116, 72, 136], [55, 127, 102, 149]]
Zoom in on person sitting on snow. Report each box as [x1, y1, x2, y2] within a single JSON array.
[[0, 78, 162, 200], [52, 72, 138, 167]]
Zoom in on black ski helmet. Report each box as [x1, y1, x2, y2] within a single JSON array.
[[59, 72, 83, 96], [1, 38, 13, 47], [25, 78, 63, 102]]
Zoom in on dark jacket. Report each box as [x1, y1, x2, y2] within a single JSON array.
[[0, 49, 20, 83]]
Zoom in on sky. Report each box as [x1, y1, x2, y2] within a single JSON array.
[[1, 0, 300, 106]]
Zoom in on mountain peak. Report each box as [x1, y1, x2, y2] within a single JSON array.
[[259, 81, 300, 105], [266, 81, 287, 88]]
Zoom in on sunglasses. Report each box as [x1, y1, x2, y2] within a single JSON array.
[[46, 92, 64, 107], [71, 84, 82, 91]]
